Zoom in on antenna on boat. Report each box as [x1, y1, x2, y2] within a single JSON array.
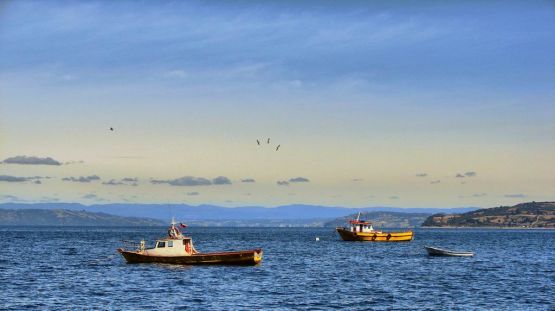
[[356, 212, 361, 221], [168, 203, 174, 224]]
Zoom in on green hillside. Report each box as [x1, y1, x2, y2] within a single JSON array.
[[0, 208, 166, 226], [422, 202, 555, 228]]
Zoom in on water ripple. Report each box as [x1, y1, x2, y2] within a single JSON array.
[[0, 227, 553, 310]]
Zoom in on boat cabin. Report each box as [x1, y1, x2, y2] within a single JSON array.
[[348, 219, 375, 233], [145, 237, 195, 256], [140, 219, 197, 256]]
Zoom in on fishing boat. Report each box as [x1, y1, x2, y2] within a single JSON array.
[[117, 219, 263, 265], [425, 246, 474, 257], [336, 213, 414, 242]]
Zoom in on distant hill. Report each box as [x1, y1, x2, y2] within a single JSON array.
[[324, 211, 431, 228], [0, 209, 165, 226], [422, 202, 555, 228], [0, 203, 477, 221], [185, 218, 330, 227]]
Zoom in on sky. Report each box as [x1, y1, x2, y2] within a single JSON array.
[[0, 0, 554, 208]]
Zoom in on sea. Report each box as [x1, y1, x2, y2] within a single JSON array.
[[0, 227, 553, 310]]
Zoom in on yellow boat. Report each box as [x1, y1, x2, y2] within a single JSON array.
[[336, 213, 414, 242]]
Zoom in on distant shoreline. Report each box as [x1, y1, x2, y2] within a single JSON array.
[[421, 226, 554, 230]]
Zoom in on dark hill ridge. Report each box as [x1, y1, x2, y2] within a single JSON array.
[[324, 211, 430, 228], [422, 202, 555, 228], [0, 209, 165, 226]]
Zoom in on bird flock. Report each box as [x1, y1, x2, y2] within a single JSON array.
[[110, 127, 280, 151], [257, 138, 280, 151]]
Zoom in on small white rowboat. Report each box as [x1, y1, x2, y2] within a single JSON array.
[[425, 246, 474, 257]]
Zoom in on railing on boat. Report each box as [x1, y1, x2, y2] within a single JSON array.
[[121, 240, 148, 251]]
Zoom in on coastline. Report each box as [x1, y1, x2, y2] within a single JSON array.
[[421, 226, 555, 230]]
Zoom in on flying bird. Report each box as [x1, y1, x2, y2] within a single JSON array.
[[276, 145, 280, 151], [267, 138, 270, 144], [109, 127, 114, 131], [256, 139, 260, 145]]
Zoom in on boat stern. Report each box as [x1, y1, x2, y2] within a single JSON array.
[[253, 249, 263, 264]]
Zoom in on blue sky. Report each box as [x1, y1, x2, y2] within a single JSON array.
[[2, 1, 553, 82], [0, 1, 554, 207]]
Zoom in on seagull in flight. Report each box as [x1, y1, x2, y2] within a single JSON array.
[[256, 139, 260, 145], [267, 138, 270, 144], [109, 127, 114, 131], [276, 145, 281, 151]]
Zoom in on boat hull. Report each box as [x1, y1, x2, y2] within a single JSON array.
[[118, 248, 263, 265], [336, 228, 413, 242], [425, 246, 474, 257]]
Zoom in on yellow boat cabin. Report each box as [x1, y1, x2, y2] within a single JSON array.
[[336, 213, 414, 242]]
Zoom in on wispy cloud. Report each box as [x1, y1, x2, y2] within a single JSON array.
[[102, 177, 139, 186], [472, 193, 487, 197], [289, 177, 310, 183], [241, 178, 256, 183], [102, 156, 148, 159], [2, 155, 61, 166], [151, 176, 231, 186], [63, 175, 101, 183], [64, 160, 84, 165], [277, 181, 289, 186], [164, 69, 187, 78], [1, 195, 23, 201], [455, 171, 477, 178], [504, 193, 527, 198], [102, 179, 124, 186], [0, 175, 48, 183], [40, 196, 60, 203], [213, 176, 232, 185], [430, 180, 441, 184], [82, 193, 106, 202], [415, 173, 427, 177], [151, 176, 211, 186], [0, 175, 28, 182]]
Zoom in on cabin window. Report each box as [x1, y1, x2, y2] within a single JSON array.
[[168, 241, 173, 247], [157, 241, 166, 248]]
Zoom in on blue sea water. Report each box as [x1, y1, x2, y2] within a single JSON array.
[[0, 227, 553, 310]]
